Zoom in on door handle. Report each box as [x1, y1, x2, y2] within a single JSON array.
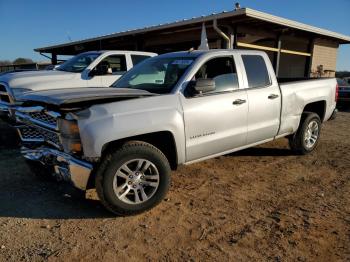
[[268, 94, 279, 99], [232, 99, 246, 105]]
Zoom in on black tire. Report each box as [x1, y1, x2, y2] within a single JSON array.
[[289, 112, 321, 155], [25, 159, 54, 181], [95, 141, 171, 216]]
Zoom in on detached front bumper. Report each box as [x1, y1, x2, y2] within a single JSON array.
[[21, 147, 93, 190]]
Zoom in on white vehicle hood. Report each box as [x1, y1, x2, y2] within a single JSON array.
[[0, 70, 80, 98]]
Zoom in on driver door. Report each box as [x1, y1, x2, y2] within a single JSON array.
[[180, 56, 248, 162]]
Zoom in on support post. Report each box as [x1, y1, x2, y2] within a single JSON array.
[[51, 53, 57, 65], [274, 35, 282, 77], [304, 39, 314, 77], [134, 37, 144, 51], [233, 25, 238, 49]]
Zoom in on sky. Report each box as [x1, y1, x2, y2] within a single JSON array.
[[0, 0, 349, 70]]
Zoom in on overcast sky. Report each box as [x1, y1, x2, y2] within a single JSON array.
[[0, 0, 349, 70]]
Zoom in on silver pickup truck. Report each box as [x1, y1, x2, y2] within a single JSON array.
[[14, 49, 337, 215]]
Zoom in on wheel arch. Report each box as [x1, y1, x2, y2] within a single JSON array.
[[86, 131, 178, 190], [302, 100, 326, 122]]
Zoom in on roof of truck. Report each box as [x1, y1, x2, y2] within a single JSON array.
[[79, 50, 157, 56], [155, 49, 263, 58]]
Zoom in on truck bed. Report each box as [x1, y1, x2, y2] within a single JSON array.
[[277, 77, 337, 137], [277, 77, 332, 83]]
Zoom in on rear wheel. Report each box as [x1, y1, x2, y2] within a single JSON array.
[[95, 141, 171, 216], [289, 112, 321, 155]]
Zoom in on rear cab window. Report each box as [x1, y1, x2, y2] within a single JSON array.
[[131, 55, 152, 66], [242, 55, 271, 88]]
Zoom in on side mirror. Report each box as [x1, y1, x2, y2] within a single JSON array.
[[194, 78, 216, 94]]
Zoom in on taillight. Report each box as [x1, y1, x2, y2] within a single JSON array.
[[335, 84, 339, 102]]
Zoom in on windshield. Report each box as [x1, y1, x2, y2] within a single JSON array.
[[112, 56, 195, 94], [56, 53, 100, 73]]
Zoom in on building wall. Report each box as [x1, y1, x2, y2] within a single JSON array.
[[311, 39, 339, 77], [277, 37, 309, 78], [278, 54, 307, 78]]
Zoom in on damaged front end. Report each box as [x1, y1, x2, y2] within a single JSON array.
[[0, 82, 17, 123], [15, 105, 93, 190]]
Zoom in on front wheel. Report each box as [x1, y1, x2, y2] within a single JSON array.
[[95, 141, 171, 216], [289, 112, 321, 155]]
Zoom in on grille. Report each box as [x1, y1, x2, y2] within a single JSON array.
[[18, 126, 61, 149], [28, 111, 57, 127], [19, 127, 44, 141]]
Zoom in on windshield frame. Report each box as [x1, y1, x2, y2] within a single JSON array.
[[111, 55, 197, 94], [56, 52, 101, 73]]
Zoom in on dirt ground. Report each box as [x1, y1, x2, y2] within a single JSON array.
[[0, 111, 349, 262]]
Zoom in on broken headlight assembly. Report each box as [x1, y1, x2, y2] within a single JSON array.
[[58, 118, 82, 154]]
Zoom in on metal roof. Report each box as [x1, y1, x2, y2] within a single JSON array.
[[35, 7, 350, 53]]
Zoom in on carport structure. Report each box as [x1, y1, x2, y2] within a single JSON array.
[[35, 8, 350, 78]]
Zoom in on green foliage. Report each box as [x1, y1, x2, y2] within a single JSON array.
[[0, 60, 12, 66], [12, 58, 34, 65]]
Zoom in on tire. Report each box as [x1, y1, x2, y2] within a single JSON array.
[[95, 141, 171, 216], [289, 112, 322, 155], [25, 159, 54, 181]]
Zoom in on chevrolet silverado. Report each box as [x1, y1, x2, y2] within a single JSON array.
[[14, 49, 338, 215]]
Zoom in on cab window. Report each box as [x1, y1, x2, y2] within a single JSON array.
[[131, 55, 152, 66], [98, 55, 127, 74], [242, 55, 271, 88], [186, 56, 239, 96]]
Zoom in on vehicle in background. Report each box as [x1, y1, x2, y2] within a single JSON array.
[[14, 49, 337, 215], [0, 50, 157, 120], [44, 64, 60, 70], [0, 69, 38, 76], [337, 78, 350, 106]]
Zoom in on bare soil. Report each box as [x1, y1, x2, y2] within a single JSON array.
[[0, 111, 349, 261]]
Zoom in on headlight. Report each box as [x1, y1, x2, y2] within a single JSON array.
[[58, 119, 82, 154]]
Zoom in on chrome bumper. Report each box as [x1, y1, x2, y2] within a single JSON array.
[[21, 147, 93, 190]]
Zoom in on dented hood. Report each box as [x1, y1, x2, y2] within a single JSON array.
[[18, 87, 155, 107]]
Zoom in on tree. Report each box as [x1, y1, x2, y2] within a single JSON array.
[[12, 58, 34, 65], [0, 60, 12, 66]]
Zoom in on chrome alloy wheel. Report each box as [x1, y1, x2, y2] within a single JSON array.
[[304, 120, 319, 149], [112, 159, 160, 205]]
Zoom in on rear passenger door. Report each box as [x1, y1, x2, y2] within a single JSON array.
[[240, 54, 281, 144]]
